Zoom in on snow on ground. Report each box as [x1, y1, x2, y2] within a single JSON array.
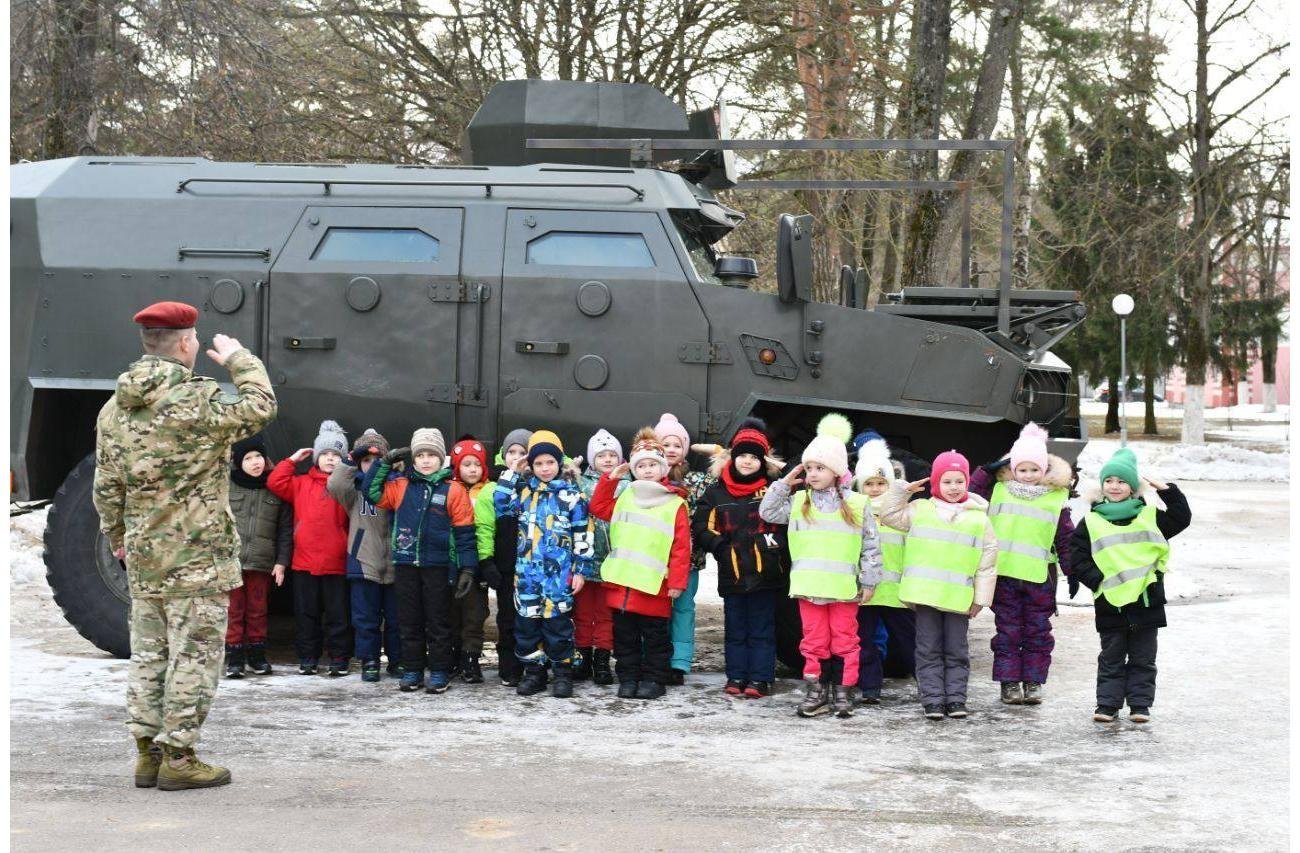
[[1076, 438, 1288, 482], [7, 484, 1291, 850], [1078, 400, 1290, 423]]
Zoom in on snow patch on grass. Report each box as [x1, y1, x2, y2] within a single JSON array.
[[1077, 439, 1288, 482]]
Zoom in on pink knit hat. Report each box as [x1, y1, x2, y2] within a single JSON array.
[[930, 450, 970, 496], [653, 412, 690, 448], [1008, 422, 1050, 472]]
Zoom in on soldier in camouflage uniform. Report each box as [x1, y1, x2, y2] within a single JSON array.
[[92, 301, 277, 790]]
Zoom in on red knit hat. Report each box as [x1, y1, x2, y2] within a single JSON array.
[[133, 301, 198, 329], [451, 437, 488, 480], [930, 450, 970, 499], [729, 417, 771, 459]]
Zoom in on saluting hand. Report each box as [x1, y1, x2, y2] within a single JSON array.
[[782, 463, 805, 488], [904, 477, 930, 494], [207, 334, 244, 367], [1143, 476, 1169, 491], [290, 448, 313, 463], [610, 462, 631, 481]]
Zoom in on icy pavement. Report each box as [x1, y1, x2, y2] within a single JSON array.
[[8, 481, 1290, 850]]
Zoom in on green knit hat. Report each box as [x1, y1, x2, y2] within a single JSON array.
[[1099, 447, 1140, 491]]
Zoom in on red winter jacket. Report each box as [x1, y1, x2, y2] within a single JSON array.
[[589, 473, 691, 618], [267, 459, 349, 575]]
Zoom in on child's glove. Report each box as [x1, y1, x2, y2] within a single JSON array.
[[384, 446, 412, 467], [350, 445, 379, 464], [454, 569, 476, 599], [478, 558, 503, 590], [983, 457, 1012, 473]]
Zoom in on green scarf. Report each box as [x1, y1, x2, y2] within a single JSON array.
[[413, 467, 452, 486], [1091, 496, 1144, 522]]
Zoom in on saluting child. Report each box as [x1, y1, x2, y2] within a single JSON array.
[[759, 413, 882, 719], [326, 428, 401, 683], [572, 428, 624, 687], [365, 428, 479, 694], [494, 430, 595, 699], [882, 450, 997, 720], [267, 420, 353, 677], [1069, 447, 1190, 724], [489, 428, 532, 686], [852, 436, 915, 703], [654, 413, 711, 685], [448, 436, 499, 684], [969, 423, 1074, 706], [225, 433, 292, 678], [588, 429, 691, 700]]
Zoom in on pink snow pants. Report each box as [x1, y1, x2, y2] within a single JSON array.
[[798, 599, 860, 686]]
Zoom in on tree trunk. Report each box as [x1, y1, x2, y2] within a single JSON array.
[[1105, 373, 1120, 434], [43, 0, 101, 159], [1143, 366, 1158, 435], [1181, 0, 1212, 446], [1009, 33, 1030, 285], [908, 0, 1024, 286]]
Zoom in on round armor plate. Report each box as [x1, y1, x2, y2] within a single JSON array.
[[346, 276, 381, 312], [574, 354, 609, 390], [210, 279, 244, 314], [576, 280, 611, 317]]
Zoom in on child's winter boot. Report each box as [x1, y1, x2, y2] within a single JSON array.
[[797, 678, 831, 717], [362, 660, 381, 683], [744, 681, 771, 699], [1128, 706, 1151, 723], [298, 659, 318, 675], [858, 687, 881, 705], [724, 679, 747, 695], [399, 670, 423, 692], [552, 662, 575, 698], [1001, 682, 1024, 704], [1022, 682, 1042, 705], [572, 647, 594, 682], [944, 702, 969, 718], [448, 643, 463, 678], [831, 684, 855, 718], [224, 645, 245, 679], [134, 736, 162, 788], [327, 657, 350, 677], [386, 660, 402, 679], [156, 744, 232, 791], [635, 680, 666, 700], [246, 642, 272, 675], [617, 681, 638, 699], [516, 664, 548, 696], [1092, 706, 1118, 722], [461, 653, 484, 684], [591, 649, 614, 686], [425, 671, 450, 694], [923, 704, 945, 720]]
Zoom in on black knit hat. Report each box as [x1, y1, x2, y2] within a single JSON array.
[[231, 433, 268, 471]]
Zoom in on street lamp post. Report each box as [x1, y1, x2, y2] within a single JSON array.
[[1112, 294, 1135, 447]]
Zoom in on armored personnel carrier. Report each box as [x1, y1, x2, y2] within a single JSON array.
[[10, 80, 1086, 657]]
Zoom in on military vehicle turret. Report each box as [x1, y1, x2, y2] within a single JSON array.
[[11, 80, 1087, 658]]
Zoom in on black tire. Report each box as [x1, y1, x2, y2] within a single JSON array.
[[43, 453, 131, 658]]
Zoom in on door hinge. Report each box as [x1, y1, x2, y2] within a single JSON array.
[[700, 411, 732, 436], [426, 384, 489, 407], [427, 281, 492, 303], [678, 341, 733, 365]]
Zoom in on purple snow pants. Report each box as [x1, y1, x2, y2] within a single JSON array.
[[989, 575, 1056, 684]]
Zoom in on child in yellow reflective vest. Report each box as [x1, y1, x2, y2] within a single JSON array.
[[759, 413, 882, 720], [1068, 447, 1190, 724], [968, 422, 1075, 708], [852, 436, 915, 703], [882, 450, 998, 720]]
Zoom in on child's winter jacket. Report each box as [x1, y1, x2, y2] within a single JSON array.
[[693, 477, 788, 597], [758, 480, 883, 601], [577, 468, 629, 581], [267, 460, 349, 575], [589, 475, 691, 618], [494, 469, 595, 615], [364, 460, 477, 580], [1068, 483, 1190, 632], [326, 460, 394, 584], [880, 483, 999, 612], [969, 454, 1075, 578], [228, 481, 292, 572]]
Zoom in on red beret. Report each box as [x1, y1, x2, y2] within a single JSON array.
[[133, 301, 198, 330]]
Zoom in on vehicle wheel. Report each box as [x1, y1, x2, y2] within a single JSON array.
[[43, 453, 131, 658]]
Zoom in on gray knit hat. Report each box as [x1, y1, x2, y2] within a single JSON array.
[[352, 427, 390, 458], [501, 428, 533, 456], [312, 420, 348, 462], [410, 427, 446, 460]]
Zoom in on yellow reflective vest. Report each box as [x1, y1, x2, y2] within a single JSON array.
[[1086, 506, 1169, 608], [898, 499, 986, 613], [787, 491, 868, 602], [988, 482, 1067, 583]]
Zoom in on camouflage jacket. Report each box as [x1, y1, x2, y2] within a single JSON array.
[[93, 350, 277, 598]]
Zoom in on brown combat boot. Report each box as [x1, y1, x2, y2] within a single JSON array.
[[156, 744, 232, 791], [134, 736, 163, 788]]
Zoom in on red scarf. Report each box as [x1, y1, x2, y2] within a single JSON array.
[[721, 465, 768, 498]]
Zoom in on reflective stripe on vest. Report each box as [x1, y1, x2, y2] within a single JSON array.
[[600, 489, 684, 596], [988, 482, 1067, 583], [787, 491, 867, 601], [1086, 505, 1169, 608], [898, 499, 986, 613], [872, 522, 907, 608]]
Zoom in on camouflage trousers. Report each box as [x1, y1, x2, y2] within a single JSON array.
[[125, 593, 228, 749]]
